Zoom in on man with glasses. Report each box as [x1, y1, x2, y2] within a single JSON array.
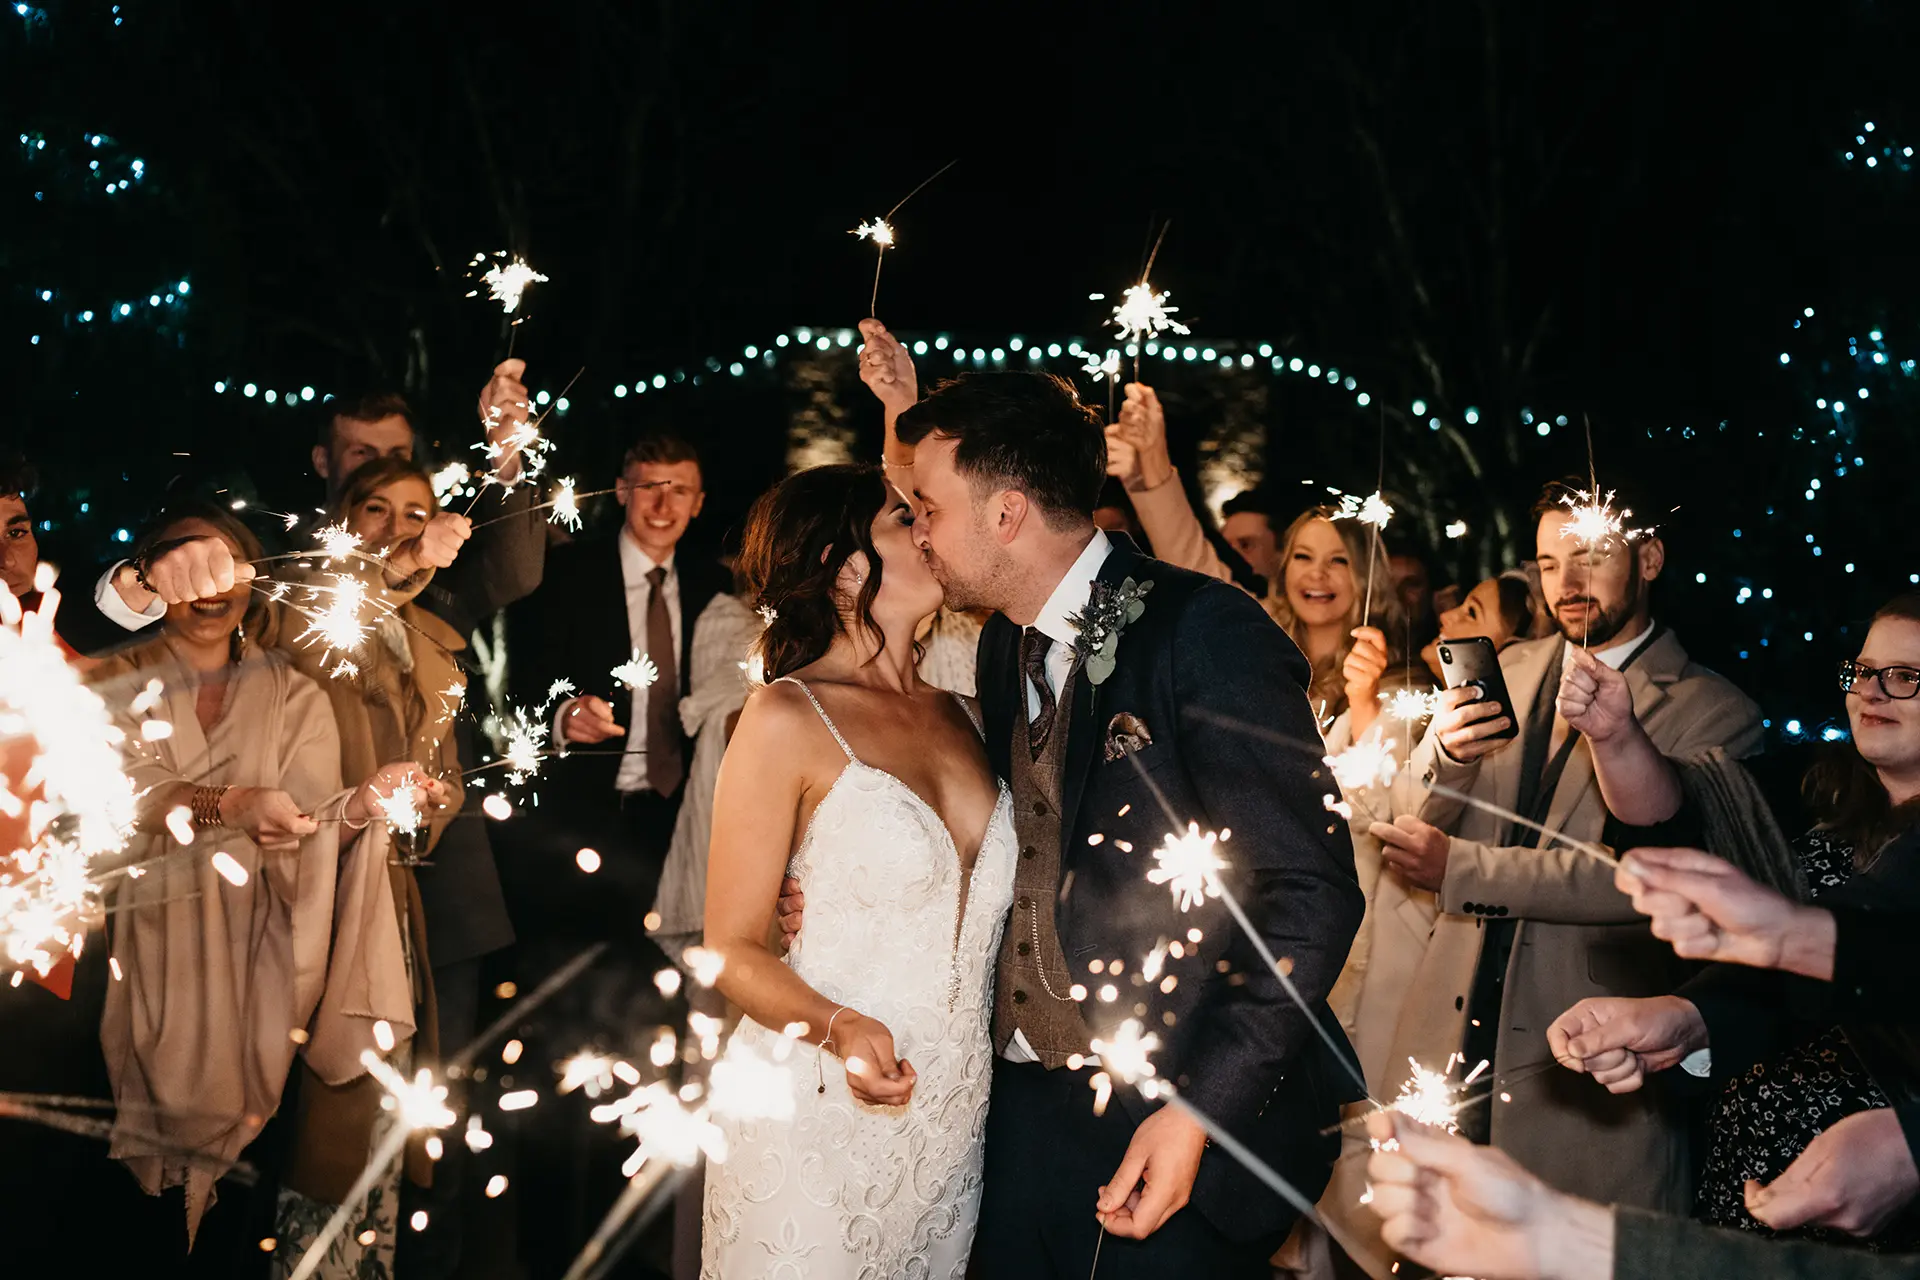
[[1323, 477, 1764, 1269]]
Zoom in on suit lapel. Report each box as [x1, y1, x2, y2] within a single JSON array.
[[979, 617, 1018, 784], [1057, 537, 1142, 846]]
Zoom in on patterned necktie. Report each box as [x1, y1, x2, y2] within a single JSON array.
[[645, 566, 685, 795], [1021, 628, 1057, 760]]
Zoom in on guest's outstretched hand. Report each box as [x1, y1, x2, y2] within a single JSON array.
[[857, 319, 917, 417], [1557, 643, 1633, 743], [1747, 1107, 1920, 1236], [1364, 1111, 1613, 1280], [118, 535, 257, 609], [1616, 847, 1836, 979], [1111, 383, 1173, 492], [1546, 995, 1707, 1094]]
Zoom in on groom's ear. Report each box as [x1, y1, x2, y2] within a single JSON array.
[[994, 489, 1031, 544]]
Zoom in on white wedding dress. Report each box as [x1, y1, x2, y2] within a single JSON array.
[[702, 678, 1017, 1280]]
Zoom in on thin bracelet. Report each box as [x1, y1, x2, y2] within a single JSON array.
[[190, 785, 230, 829], [815, 1006, 851, 1095]]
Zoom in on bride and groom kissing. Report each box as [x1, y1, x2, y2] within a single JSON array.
[[698, 360, 1364, 1278]]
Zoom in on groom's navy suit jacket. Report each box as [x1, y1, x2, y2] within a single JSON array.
[[977, 535, 1365, 1240]]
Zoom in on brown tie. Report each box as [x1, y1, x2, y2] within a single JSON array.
[[645, 566, 684, 795], [1021, 628, 1057, 760]]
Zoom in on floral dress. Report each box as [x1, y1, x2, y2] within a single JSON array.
[[1693, 829, 1918, 1249]]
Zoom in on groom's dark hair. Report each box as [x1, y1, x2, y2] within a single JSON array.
[[895, 372, 1105, 532]]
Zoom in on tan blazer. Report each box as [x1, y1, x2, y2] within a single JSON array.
[[1323, 627, 1762, 1276]]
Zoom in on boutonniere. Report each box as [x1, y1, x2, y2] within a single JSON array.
[[1067, 576, 1153, 687]]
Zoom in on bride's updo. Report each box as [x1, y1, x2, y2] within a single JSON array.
[[739, 464, 895, 682]]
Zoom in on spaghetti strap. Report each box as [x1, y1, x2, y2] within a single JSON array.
[[775, 676, 856, 761], [952, 692, 986, 742]]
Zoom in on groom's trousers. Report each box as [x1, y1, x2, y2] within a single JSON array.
[[976, 1059, 1288, 1278]]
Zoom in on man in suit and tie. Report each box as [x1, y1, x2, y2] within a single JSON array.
[[1349, 479, 1762, 1258], [507, 430, 730, 954], [887, 371, 1365, 1277]]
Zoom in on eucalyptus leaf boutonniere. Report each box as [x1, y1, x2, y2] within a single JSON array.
[[1067, 576, 1153, 686]]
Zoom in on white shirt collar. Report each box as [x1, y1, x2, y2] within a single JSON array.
[[1589, 618, 1656, 670], [619, 526, 676, 582], [1030, 530, 1113, 649]]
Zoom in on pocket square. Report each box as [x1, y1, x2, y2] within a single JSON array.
[[1104, 712, 1153, 762]]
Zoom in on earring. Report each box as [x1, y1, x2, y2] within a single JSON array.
[[230, 619, 247, 663]]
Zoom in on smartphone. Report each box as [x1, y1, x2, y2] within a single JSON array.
[[1435, 636, 1519, 741]]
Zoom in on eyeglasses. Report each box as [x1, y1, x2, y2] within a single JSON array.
[[1838, 660, 1920, 700]]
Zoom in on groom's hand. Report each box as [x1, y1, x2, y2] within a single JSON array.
[[777, 876, 805, 951], [558, 696, 625, 746], [1096, 1105, 1208, 1239]]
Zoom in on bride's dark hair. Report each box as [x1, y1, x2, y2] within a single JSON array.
[[740, 464, 895, 682]]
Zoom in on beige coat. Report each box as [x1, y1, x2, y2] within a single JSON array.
[[1322, 627, 1762, 1276]]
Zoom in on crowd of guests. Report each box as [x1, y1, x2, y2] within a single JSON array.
[[2, 317, 1917, 1280]]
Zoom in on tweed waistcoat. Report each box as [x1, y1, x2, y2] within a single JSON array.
[[992, 666, 1093, 1066]]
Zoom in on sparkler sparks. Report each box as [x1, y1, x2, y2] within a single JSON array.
[[373, 774, 424, 836], [1331, 489, 1395, 529], [467, 252, 549, 315], [430, 461, 471, 504], [0, 588, 135, 981], [1081, 348, 1122, 379], [1389, 1057, 1465, 1135], [611, 650, 660, 692], [294, 573, 375, 674], [1379, 688, 1441, 723], [1324, 739, 1399, 791], [548, 477, 582, 531], [1090, 1018, 1162, 1087], [313, 521, 361, 563], [499, 707, 548, 785], [1557, 487, 1647, 549], [1146, 823, 1228, 912], [1108, 283, 1190, 346], [707, 1049, 798, 1123], [850, 218, 896, 249]]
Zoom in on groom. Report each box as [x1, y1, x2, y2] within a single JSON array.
[[895, 372, 1364, 1275]]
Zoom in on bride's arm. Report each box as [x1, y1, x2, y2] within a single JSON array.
[[704, 683, 919, 1106]]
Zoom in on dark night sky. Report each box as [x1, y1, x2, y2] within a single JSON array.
[[8, 0, 1918, 726]]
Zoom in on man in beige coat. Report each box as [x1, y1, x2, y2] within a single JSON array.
[[1323, 481, 1762, 1273]]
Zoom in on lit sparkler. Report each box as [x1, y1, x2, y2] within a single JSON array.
[[1389, 1057, 1464, 1135], [1146, 823, 1228, 912], [549, 477, 582, 531], [1081, 348, 1121, 380], [1444, 520, 1468, 539], [467, 252, 549, 315], [0, 577, 135, 981], [1108, 283, 1190, 348], [372, 773, 424, 837], [851, 217, 896, 249], [500, 707, 548, 785], [294, 574, 375, 674], [430, 461, 472, 504], [1331, 489, 1394, 529], [1324, 739, 1399, 791], [1379, 688, 1440, 723], [707, 1048, 798, 1123], [1090, 1018, 1162, 1087], [313, 521, 361, 563], [611, 650, 660, 692], [1557, 488, 1646, 550]]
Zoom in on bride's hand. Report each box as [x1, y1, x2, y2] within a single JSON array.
[[832, 1011, 917, 1106]]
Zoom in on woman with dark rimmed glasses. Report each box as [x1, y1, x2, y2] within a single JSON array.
[[1686, 591, 1920, 1246]]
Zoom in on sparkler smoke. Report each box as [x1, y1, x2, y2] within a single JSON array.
[[1, 578, 135, 981], [610, 650, 660, 693]]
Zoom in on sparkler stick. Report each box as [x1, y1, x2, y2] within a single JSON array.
[[463, 486, 618, 533], [850, 158, 958, 315], [1426, 783, 1618, 864], [561, 1159, 688, 1280], [460, 366, 586, 518]]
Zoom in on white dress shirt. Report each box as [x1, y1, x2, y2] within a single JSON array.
[[1005, 529, 1112, 1064], [94, 561, 167, 632], [614, 531, 682, 793]]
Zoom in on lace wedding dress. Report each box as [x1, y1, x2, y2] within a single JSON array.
[[702, 678, 1017, 1280]]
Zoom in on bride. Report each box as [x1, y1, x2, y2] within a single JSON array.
[[700, 463, 1018, 1278]]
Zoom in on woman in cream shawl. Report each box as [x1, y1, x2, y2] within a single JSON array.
[[92, 501, 437, 1259]]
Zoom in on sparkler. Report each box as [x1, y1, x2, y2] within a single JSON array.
[[499, 706, 548, 786], [293, 574, 375, 675], [1330, 487, 1394, 624], [850, 158, 957, 316], [1390, 1057, 1465, 1135], [313, 521, 361, 563], [1379, 687, 1441, 723], [372, 773, 424, 837], [549, 477, 582, 531], [1324, 738, 1399, 792], [0, 575, 135, 981], [1146, 823, 1228, 912], [1090, 1019, 1163, 1093], [468, 253, 550, 315], [1081, 347, 1123, 422], [611, 650, 660, 693], [430, 461, 472, 504]]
